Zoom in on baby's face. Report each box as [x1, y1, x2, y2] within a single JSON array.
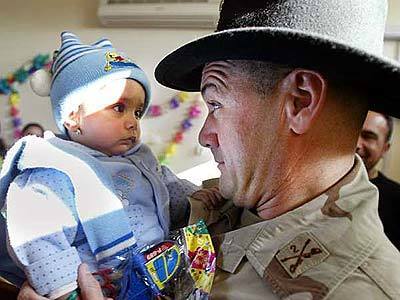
[[74, 79, 145, 156]]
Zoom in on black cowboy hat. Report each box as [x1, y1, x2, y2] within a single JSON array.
[[155, 0, 400, 118]]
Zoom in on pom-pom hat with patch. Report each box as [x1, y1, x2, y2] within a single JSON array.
[[48, 32, 151, 134], [155, 0, 400, 118]]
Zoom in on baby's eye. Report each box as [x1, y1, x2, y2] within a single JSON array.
[[134, 109, 143, 119], [113, 103, 125, 113], [207, 101, 222, 113]]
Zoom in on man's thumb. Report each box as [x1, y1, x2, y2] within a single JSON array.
[[77, 263, 105, 300]]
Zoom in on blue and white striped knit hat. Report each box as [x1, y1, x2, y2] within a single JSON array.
[[30, 32, 151, 134]]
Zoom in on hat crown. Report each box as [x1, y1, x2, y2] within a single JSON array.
[[217, 0, 388, 55], [51, 32, 113, 81]]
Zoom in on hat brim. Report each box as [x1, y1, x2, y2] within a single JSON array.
[[155, 27, 400, 118]]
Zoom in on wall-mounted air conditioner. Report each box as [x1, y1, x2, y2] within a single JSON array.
[[98, 0, 220, 29]]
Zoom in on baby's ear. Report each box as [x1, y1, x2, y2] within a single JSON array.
[[64, 108, 81, 132]]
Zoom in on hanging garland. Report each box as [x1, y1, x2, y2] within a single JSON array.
[[0, 54, 51, 139], [145, 92, 203, 165]]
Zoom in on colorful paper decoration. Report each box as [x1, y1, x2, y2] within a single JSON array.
[[146, 92, 192, 118], [0, 54, 51, 140], [149, 93, 203, 165]]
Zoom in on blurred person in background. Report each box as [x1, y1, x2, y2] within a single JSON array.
[[357, 111, 400, 250], [21, 122, 45, 138], [0, 123, 7, 168]]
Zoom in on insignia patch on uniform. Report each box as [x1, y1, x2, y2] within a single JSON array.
[[104, 51, 138, 71], [275, 232, 329, 278]]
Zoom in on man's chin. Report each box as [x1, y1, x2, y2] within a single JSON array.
[[219, 187, 234, 204], [360, 158, 376, 172], [358, 155, 368, 165]]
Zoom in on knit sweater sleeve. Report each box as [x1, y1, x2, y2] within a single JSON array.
[[159, 166, 199, 230], [5, 168, 81, 299]]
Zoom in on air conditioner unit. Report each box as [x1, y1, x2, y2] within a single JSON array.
[[98, 0, 220, 29]]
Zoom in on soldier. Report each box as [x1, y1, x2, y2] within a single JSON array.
[[155, 0, 400, 299]]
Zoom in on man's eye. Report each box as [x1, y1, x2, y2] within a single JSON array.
[[135, 109, 143, 119], [207, 101, 222, 113], [113, 104, 125, 113]]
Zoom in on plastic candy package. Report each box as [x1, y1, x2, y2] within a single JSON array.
[[93, 219, 216, 300]]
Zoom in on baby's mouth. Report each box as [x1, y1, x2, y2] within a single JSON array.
[[122, 136, 137, 144]]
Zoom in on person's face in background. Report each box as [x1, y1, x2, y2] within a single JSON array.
[[356, 111, 390, 173], [22, 125, 44, 138]]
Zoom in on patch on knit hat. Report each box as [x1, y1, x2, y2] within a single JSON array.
[[104, 52, 138, 72]]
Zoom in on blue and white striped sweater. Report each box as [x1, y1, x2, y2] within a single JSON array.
[[0, 133, 197, 297]]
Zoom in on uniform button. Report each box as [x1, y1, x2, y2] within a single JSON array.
[[224, 239, 233, 245], [361, 261, 368, 268]]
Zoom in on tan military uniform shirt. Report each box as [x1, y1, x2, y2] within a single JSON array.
[[189, 156, 400, 299]]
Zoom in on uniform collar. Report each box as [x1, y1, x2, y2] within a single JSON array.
[[209, 155, 382, 278]]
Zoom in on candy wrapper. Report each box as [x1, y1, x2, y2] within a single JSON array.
[[93, 219, 216, 299], [171, 219, 216, 299]]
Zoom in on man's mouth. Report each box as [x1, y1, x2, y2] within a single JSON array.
[[215, 159, 225, 168]]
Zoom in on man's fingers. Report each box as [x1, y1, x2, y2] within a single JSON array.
[[209, 186, 220, 193], [192, 191, 212, 208], [77, 263, 104, 300], [18, 281, 48, 300], [17, 265, 107, 300]]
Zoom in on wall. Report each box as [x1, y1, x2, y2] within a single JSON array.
[[0, 0, 213, 173], [387, 0, 400, 26]]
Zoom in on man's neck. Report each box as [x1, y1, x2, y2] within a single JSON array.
[[255, 154, 356, 220], [368, 168, 379, 180]]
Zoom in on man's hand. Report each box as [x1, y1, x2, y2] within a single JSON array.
[[191, 187, 226, 210], [17, 281, 48, 300], [17, 263, 112, 300], [77, 264, 111, 300]]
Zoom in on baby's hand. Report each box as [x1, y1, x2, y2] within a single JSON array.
[[191, 187, 226, 210]]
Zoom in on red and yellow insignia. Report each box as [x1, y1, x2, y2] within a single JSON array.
[[104, 51, 138, 71]]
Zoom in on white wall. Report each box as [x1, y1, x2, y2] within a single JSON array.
[[0, 0, 213, 173], [387, 0, 400, 26]]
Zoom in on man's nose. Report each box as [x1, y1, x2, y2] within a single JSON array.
[[198, 118, 219, 149]]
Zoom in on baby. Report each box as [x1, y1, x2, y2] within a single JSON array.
[[0, 32, 221, 299]]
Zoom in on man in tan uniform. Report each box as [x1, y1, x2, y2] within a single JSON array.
[[155, 0, 400, 299], [17, 0, 400, 299]]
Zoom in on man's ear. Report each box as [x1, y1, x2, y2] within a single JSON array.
[[383, 142, 391, 154], [64, 108, 81, 133], [283, 69, 327, 135]]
